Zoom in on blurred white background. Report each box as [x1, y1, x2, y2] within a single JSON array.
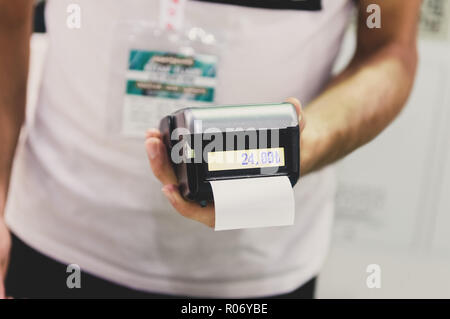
[[24, 0, 450, 298], [317, 0, 450, 298]]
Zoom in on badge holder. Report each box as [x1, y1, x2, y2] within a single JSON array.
[[106, 1, 224, 138]]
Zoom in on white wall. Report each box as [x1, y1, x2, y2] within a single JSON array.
[[317, 0, 450, 298]]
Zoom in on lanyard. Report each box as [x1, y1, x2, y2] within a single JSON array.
[[159, 0, 187, 30]]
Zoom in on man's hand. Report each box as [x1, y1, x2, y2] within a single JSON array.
[[0, 0, 34, 300], [0, 217, 11, 299], [145, 98, 305, 227]]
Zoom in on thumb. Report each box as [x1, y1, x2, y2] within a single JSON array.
[[285, 97, 306, 133]]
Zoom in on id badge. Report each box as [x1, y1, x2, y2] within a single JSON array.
[[123, 50, 218, 137], [107, 21, 222, 138]]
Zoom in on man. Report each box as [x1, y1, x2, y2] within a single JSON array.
[[0, 0, 420, 298]]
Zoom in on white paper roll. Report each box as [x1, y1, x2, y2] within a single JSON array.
[[210, 176, 295, 231]]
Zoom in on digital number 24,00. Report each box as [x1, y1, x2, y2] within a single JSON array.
[[241, 151, 281, 166]]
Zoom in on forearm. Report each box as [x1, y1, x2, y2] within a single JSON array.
[[301, 43, 418, 175], [0, 5, 33, 215]]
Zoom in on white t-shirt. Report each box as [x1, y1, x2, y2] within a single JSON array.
[[5, 0, 353, 297]]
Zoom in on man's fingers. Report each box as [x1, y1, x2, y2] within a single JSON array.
[[145, 136, 178, 185], [285, 97, 302, 114], [146, 131, 215, 228], [285, 97, 306, 132], [146, 128, 161, 139], [162, 184, 215, 228]]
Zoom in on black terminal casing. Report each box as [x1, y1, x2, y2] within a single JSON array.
[[159, 103, 300, 202]]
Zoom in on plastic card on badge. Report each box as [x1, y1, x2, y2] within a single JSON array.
[[106, 5, 224, 138]]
